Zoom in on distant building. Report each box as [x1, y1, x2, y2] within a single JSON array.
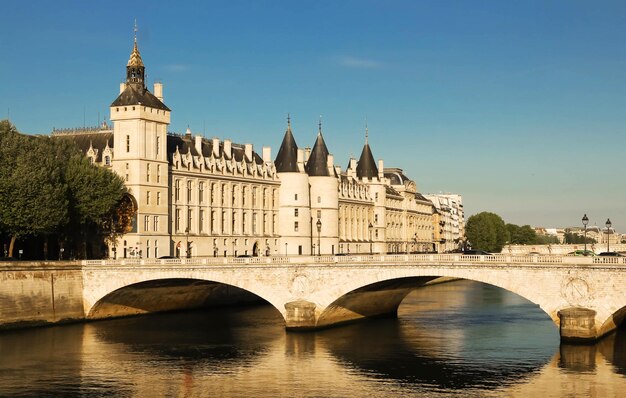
[[52, 35, 464, 257], [424, 194, 465, 252]]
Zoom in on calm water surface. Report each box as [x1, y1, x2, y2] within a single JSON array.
[[1, 280, 625, 397]]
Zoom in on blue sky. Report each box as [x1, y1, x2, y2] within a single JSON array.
[[1, 0, 625, 229]]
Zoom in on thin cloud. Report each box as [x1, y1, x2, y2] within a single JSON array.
[[337, 55, 384, 69]]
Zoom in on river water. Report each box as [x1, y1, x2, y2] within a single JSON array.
[[0, 280, 625, 397]]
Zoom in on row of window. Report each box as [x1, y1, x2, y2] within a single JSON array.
[[174, 179, 278, 208], [174, 208, 276, 236]]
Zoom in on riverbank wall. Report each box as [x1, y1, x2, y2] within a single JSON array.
[[0, 262, 84, 329]]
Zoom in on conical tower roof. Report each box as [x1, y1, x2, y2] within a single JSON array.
[[274, 116, 299, 172], [356, 131, 378, 179], [127, 40, 144, 67], [305, 124, 331, 177]]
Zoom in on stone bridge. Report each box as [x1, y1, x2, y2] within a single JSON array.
[[81, 253, 626, 342]]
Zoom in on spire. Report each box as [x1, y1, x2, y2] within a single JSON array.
[[126, 21, 145, 86], [356, 128, 378, 179], [274, 115, 299, 172], [111, 21, 170, 111], [305, 121, 331, 176]]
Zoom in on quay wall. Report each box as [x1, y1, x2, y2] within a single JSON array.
[[0, 262, 85, 329]]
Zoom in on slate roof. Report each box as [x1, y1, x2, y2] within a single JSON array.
[[356, 142, 378, 179], [167, 134, 263, 164], [111, 83, 170, 111], [274, 124, 299, 172], [305, 131, 331, 176], [384, 168, 410, 186], [54, 131, 113, 163]]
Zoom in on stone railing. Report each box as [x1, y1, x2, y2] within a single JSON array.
[[81, 253, 626, 267]]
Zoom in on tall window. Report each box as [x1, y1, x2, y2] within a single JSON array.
[[126, 135, 130, 152], [294, 209, 299, 217], [294, 221, 299, 232], [156, 165, 161, 183], [187, 209, 193, 232], [199, 182, 204, 204], [153, 216, 159, 231], [104, 156, 111, 166], [222, 211, 227, 234], [144, 216, 149, 232], [252, 187, 257, 207], [187, 181, 192, 203], [156, 192, 161, 206], [211, 211, 216, 233], [242, 212, 247, 234], [175, 180, 181, 201], [199, 210, 204, 233], [146, 191, 151, 205], [175, 209, 181, 231], [146, 164, 151, 182], [253, 212, 257, 234], [156, 136, 160, 156]]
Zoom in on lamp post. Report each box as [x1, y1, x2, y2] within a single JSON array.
[[368, 222, 373, 255], [316, 218, 322, 256], [606, 218, 612, 253], [582, 214, 589, 254], [185, 227, 190, 258]]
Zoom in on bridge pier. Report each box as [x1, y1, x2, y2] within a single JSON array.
[[284, 300, 318, 330], [558, 308, 598, 343]]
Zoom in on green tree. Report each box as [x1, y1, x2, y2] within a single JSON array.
[[0, 121, 132, 259], [465, 212, 509, 252], [506, 223, 537, 244], [0, 121, 68, 257]]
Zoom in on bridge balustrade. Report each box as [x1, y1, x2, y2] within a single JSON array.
[[80, 253, 626, 267]]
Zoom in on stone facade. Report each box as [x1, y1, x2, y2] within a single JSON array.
[[52, 38, 465, 257]]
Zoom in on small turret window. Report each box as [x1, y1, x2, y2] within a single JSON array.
[[104, 156, 111, 166]]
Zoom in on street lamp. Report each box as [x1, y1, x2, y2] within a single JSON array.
[[606, 218, 612, 253], [185, 227, 190, 258], [368, 222, 373, 254], [316, 218, 322, 256], [582, 214, 589, 254]]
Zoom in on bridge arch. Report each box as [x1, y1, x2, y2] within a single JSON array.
[[83, 274, 287, 322], [599, 304, 626, 337], [311, 267, 562, 329]]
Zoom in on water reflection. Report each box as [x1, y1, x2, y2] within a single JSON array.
[[1, 280, 625, 397]]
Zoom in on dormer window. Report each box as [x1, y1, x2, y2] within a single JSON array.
[[104, 156, 111, 166]]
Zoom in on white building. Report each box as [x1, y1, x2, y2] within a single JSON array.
[[54, 37, 464, 258]]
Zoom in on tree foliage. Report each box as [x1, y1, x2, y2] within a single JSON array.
[[465, 212, 508, 252], [0, 120, 132, 259], [563, 232, 596, 244], [506, 224, 537, 244]]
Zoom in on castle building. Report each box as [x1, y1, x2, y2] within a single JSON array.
[[53, 37, 464, 258]]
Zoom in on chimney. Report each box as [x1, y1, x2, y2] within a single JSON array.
[[244, 143, 253, 161], [378, 159, 384, 179], [297, 148, 304, 163], [262, 146, 271, 163], [304, 146, 311, 162], [224, 139, 232, 158], [195, 135, 203, 155], [119, 82, 126, 94], [212, 138, 220, 157], [154, 82, 163, 101], [327, 154, 334, 168]]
